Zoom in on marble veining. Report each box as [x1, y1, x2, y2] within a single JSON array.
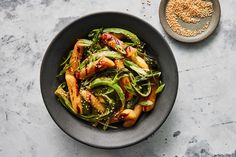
[[0, 0, 236, 156]]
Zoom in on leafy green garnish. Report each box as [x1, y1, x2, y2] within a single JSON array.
[[126, 96, 139, 109], [88, 28, 103, 43], [156, 83, 165, 94], [60, 50, 72, 66], [131, 80, 151, 97], [99, 120, 118, 130], [56, 63, 70, 77], [124, 85, 136, 95]]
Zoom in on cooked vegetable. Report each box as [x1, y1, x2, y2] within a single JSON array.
[[89, 77, 125, 110], [80, 90, 105, 113], [114, 59, 133, 100], [79, 51, 123, 70], [100, 33, 127, 54], [100, 33, 149, 70], [142, 80, 158, 112], [76, 57, 115, 80], [65, 73, 82, 113], [55, 83, 75, 113], [103, 28, 141, 45], [156, 81, 165, 94], [54, 27, 164, 130], [119, 104, 142, 128], [124, 60, 147, 75], [64, 39, 86, 114], [70, 39, 88, 73]]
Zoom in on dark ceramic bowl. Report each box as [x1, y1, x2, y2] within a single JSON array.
[[40, 12, 178, 149]]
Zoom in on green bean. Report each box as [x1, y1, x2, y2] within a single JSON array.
[[123, 60, 147, 75], [89, 77, 125, 109], [77, 39, 93, 47], [103, 28, 141, 45], [156, 82, 165, 94]]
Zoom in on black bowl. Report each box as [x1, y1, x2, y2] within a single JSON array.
[[40, 12, 178, 149]]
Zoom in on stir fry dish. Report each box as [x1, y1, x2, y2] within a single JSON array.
[[54, 28, 165, 130]]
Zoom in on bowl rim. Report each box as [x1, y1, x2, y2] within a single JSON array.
[[40, 11, 179, 149]]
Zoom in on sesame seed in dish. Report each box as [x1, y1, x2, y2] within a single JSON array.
[[165, 0, 214, 37]]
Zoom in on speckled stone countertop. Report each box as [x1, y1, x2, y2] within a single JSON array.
[[0, 0, 236, 156]]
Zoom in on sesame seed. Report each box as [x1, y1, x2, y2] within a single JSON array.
[[165, 0, 214, 37]]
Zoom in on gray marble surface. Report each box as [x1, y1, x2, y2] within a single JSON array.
[[0, 0, 236, 156]]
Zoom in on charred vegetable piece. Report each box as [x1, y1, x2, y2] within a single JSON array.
[[119, 104, 142, 128], [76, 57, 115, 80], [69, 39, 91, 74], [80, 90, 105, 113], [130, 55, 149, 71], [125, 46, 149, 71], [65, 73, 83, 113], [101, 33, 149, 70], [100, 33, 127, 54], [64, 39, 86, 114], [79, 51, 123, 70]]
